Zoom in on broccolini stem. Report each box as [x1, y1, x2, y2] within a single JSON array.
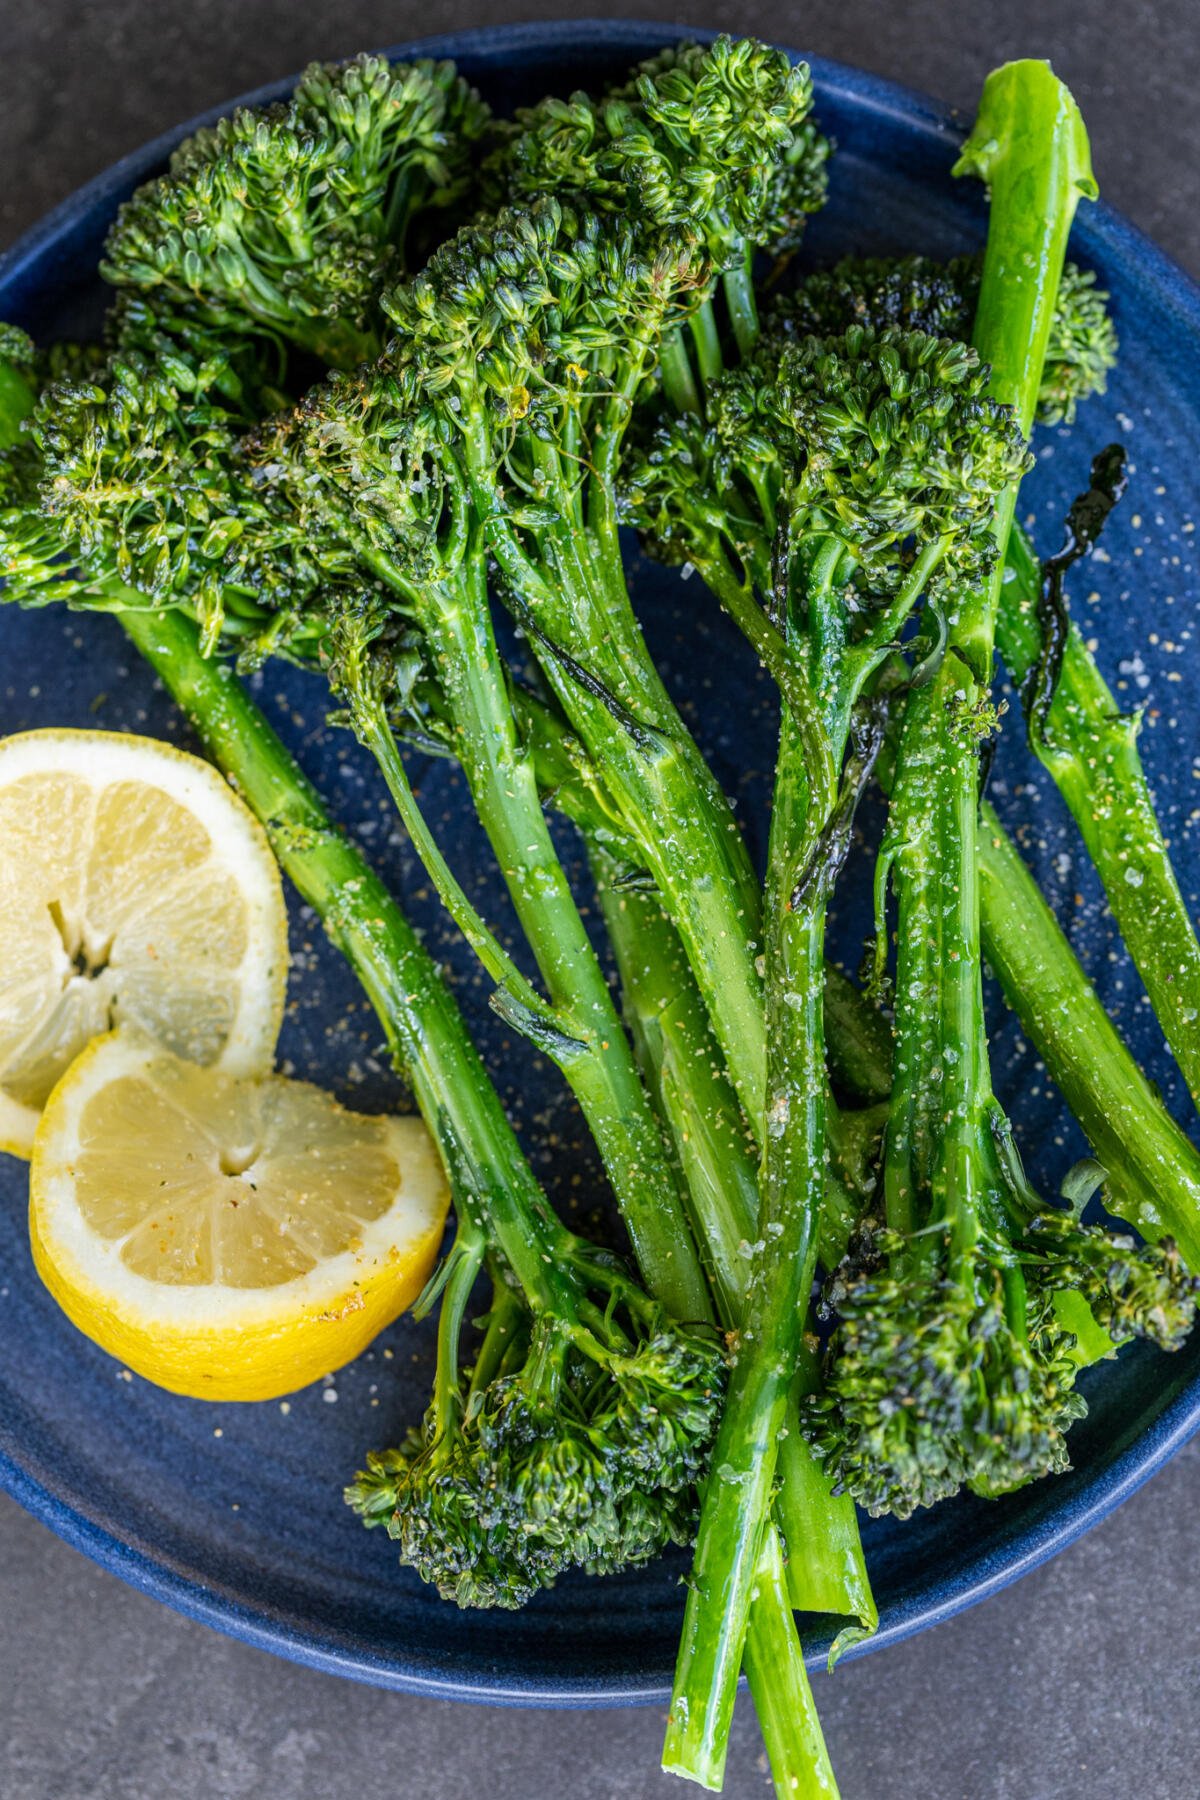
[[591, 840, 885, 1281], [359, 544, 712, 1324], [997, 524, 1200, 1110], [465, 1273, 529, 1404], [885, 672, 995, 1248], [722, 245, 760, 359], [978, 801, 1200, 1265], [569, 688, 768, 1132], [951, 58, 1098, 674], [689, 301, 726, 386], [665, 710, 831, 1788], [775, 1339, 879, 1641], [885, 61, 1097, 1250], [113, 605, 565, 1309], [589, 838, 875, 1638], [588, 836, 756, 1320], [742, 1527, 841, 1800], [590, 830, 858, 1793], [432, 1220, 486, 1432], [677, 542, 799, 706], [468, 438, 770, 1136], [523, 672, 893, 1111], [353, 697, 557, 1031], [660, 329, 705, 415], [870, 677, 1200, 1274]]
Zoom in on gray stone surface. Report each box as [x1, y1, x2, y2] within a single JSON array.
[[3, 4, 1200, 1797]]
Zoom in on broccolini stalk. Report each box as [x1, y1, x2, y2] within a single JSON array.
[[664, 716, 841, 1792], [589, 836, 757, 1319], [371, 199, 771, 1130], [978, 798, 1200, 1270], [879, 65, 1093, 1205], [329, 583, 711, 1324], [764, 255, 1196, 1136], [769, 240, 1200, 1113], [498, 609, 879, 1756], [590, 835, 878, 1646], [815, 64, 1110, 1517], [949, 61, 1099, 666], [998, 512, 1200, 1111], [740, 1527, 841, 1800], [650, 322, 1027, 1786], [624, 325, 1020, 1738], [590, 849, 853, 1800], [119, 35, 827, 1144], [512, 673, 880, 1642], [102, 54, 490, 368], [473, 38, 832, 1135], [523, 671, 894, 1110], [865, 708, 1200, 1330]]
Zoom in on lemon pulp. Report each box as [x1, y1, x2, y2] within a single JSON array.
[[31, 1032, 449, 1400], [0, 729, 288, 1155]]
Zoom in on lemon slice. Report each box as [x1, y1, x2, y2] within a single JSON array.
[[30, 1031, 450, 1400], [0, 728, 289, 1156]]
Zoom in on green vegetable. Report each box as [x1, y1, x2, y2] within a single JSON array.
[[347, 1208, 725, 1607], [977, 802, 1200, 1266], [30, 303, 712, 1328], [487, 35, 829, 367], [998, 519, 1200, 1112], [634, 320, 1029, 1782], [768, 252, 1117, 426], [2, 59, 841, 1782], [103, 55, 490, 368], [770, 222, 1200, 1123], [814, 62, 1121, 1517], [473, 36, 831, 1136]]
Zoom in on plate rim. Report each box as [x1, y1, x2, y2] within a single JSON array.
[[3, 16, 1200, 1706]]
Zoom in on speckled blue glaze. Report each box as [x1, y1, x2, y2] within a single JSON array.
[[2, 19, 1200, 1706]]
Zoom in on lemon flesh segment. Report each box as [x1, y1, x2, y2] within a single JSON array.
[[0, 729, 289, 1157], [31, 1032, 450, 1401]]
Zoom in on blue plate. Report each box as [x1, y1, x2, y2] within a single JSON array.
[[3, 20, 1200, 1704]]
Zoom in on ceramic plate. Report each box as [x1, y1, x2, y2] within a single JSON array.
[[3, 21, 1200, 1702]]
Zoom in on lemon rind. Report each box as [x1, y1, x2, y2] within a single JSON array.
[[29, 1031, 449, 1400]]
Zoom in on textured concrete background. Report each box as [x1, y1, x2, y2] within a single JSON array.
[[3, 3, 1200, 1796]]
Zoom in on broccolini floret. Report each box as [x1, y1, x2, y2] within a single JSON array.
[[103, 54, 490, 368], [348, 1223, 724, 1607], [769, 253, 1117, 425]]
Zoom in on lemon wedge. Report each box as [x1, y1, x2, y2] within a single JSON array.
[[0, 728, 289, 1156], [30, 1031, 450, 1400]]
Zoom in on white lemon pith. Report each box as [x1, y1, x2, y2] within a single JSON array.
[[31, 1032, 450, 1401], [0, 729, 288, 1156]]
